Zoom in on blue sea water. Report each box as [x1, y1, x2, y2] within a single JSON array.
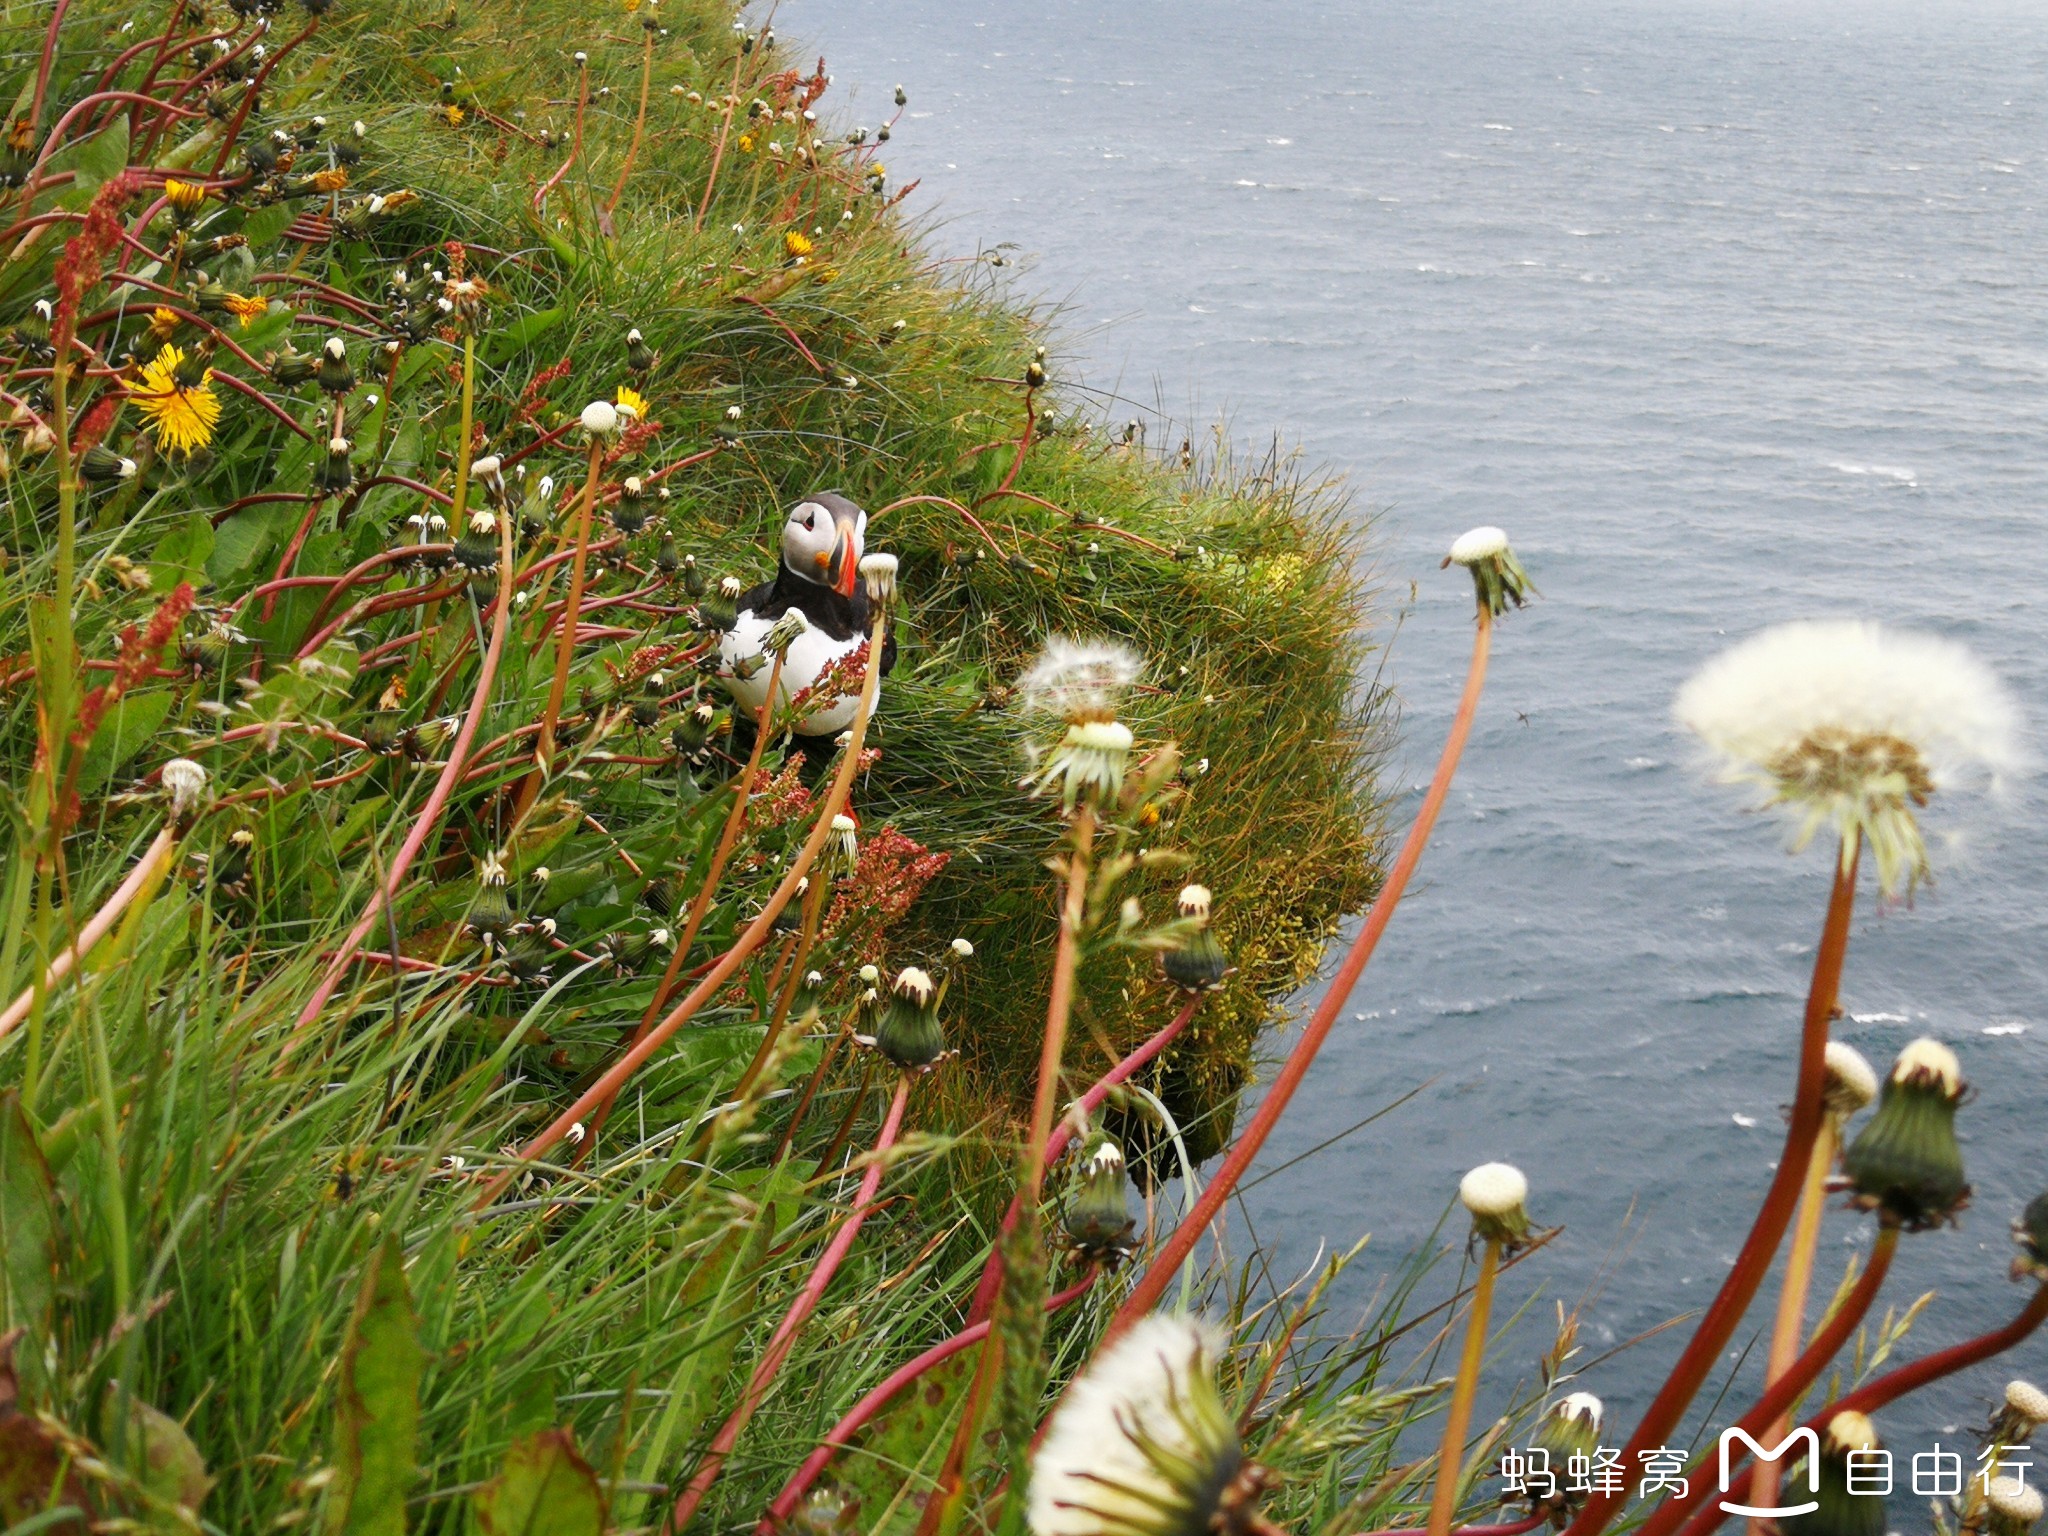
[[804, 0, 2048, 1475]]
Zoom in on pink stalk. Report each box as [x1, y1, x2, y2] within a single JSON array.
[[669, 1075, 914, 1530], [966, 993, 1204, 1326], [281, 513, 513, 1058], [1106, 607, 1496, 1338], [761, 1271, 1099, 1530], [0, 825, 175, 1042]]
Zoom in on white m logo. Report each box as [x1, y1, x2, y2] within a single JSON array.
[[1716, 1426, 1821, 1518]]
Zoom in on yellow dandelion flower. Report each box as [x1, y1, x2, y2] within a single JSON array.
[[614, 385, 649, 422], [441, 104, 465, 127], [147, 307, 181, 343], [222, 293, 269, 328], [377, 189, 420, 214], [311, 167, 350, 193], [867, 163, 886, 181], [737, 134, 755, 153], [622, 0, 642, 11], [162, 178, 208, 215], [814, 266, 839, 284], [783, 230, 814, 259], [128, 344, 221, 456]]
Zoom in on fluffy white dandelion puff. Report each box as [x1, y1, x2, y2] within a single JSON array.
[[1029, 1316, 1245, 1536], [1822, 1040, 1878, 1118], [1016, 636, 1142, 724], [1674, 621, 2020, 895], [160, 758, 208, 817]]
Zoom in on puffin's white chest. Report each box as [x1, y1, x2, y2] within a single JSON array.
[[715, 610, 874, 734]]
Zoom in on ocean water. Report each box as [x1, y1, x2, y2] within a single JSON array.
[[804, 0, 2048, 1471]]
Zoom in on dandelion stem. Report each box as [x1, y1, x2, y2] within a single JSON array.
[[1627, 1225, 1899, 1536], [1744, 1119, 1839, 1530], [1563, 841, 1861, 1536], [0, 825, 176, 1045], [601, 25, 656, 232], [668, 1073, 913, 1530], [1107, 606, 1497, 1338], [1427, 1238, 1502, 1536]]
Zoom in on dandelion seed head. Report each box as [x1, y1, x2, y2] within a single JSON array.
[[2007, 1381, 2048, 1426], [1557, 1392, 1602, 1430], [1989, 1477, 2043, 1529], [581, 398, 618, 436], [1823, 1040, 1878, 1117], [1675, 621, 2020, 895], [1016, 636, 1142, 724], [1893, 1036, 1962, 1097], [160, 758, 208, 815], [950, 937, 974, 959], [1176, 884, 1212, 920], [1459, 1161, 1527, 1218], [1029, 1315, 1241, 1536]]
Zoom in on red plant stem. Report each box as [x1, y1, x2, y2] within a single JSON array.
[[868, 492, 1013, 563], [692, 45, 749, 232], [28, 0, 74, 131], [281, 513, 513, 1058], [761, 1270, 1100, 1530], [1106, 608, 1496, 1339], [1368, 1519, 1548, 1536], [532, 55, 589, 217], [213, 372, 317, 438], [669, 1074, 914, 1530], [0, 826, 176, 1042], [1669, 1284, 2048, 1536], [1629, 1226, 1900, 1536], [1561, 844, 1862, 1536], [207, 17, 319, 176], [601, 26, 656, 227]]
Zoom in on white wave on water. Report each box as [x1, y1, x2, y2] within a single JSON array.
[[1850, 1011, 1912, 1024], [1983, 1021, 2028, 1036], [1828, 461, 1918, 485]]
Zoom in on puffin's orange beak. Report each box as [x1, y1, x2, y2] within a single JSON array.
[[827, 522, 859, 597]]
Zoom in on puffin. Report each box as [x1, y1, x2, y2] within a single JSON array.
[[715, 491, 896, 766]]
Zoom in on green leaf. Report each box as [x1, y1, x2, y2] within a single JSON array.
[[100, 1383, 212, 1514], [46, 119, 130, 199], [239, 203, 297, 249], [0, 1333, 91, 1530], [473, 1429, 605, 1536], [832, 1351, 979, 1533], [73, 691, 173, 795], [150, 511, 214, 592], [0, 1095, 55, 1401], [334, 1236, 421, 1536], [485, 306, 564, 367], [207, 503, 286, 584]]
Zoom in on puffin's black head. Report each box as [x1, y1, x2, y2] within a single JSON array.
[[779, 491, 866, 598]]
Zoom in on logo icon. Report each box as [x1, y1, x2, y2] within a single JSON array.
[[1716, 1426, 1820, 1519]]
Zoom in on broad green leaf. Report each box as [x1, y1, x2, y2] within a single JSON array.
[[0, 1095, 55, 1400], [473, 1429, 604, 1536], [150, 511, 214, 592], [485, 306, 564, 366], [334, 1236, 421, 1536], [100, 1383, 212, 1513], [73, 691, 174, 793], [239, 203, 297, 248], [46, 119, 130, 199], [838, 1351, 979, 1535]]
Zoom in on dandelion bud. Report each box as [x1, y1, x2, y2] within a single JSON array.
[[671, 702, 716, 764], [2011, 1191, 2048, 1281], [80, 445, 138, 483], [470, 453, 505, 503], [1993, 1381, 2048, 1448], [1987, 1478, 2044, 1536], [1442, 525, 1534, 619], [160, 757, 209, 819], [611, 476, 651, 535], [763, 608, 810, 657], [1031, 1316, 1260, 1536], [625, 327, 655, 373], [580, 398, 618, 438], [1823, 1040, 1878, 1123], [893, 85, 907, 107], [1459, 1162, 1532, 1250], [696, 575, 743, 634], [452, 508, 501, 575], [859, 551, 899, 610], [950, 937, 973, 959], [315, 336, 355, 395], [1060, 1137, 1136, 1263], [1779, 1412, 1887, 1536], [678, 553, 705, 597], [1161, 883, 1231, 993], [828, 812, 859, 877], [1842, 1038, 1969, 1230], [873, 966, 946, 1070], [465, 858, 517, 946], [1025, 353, 1048, 389], [1523, 1394, 1604, 1521], [316, 435, 354, 495]]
